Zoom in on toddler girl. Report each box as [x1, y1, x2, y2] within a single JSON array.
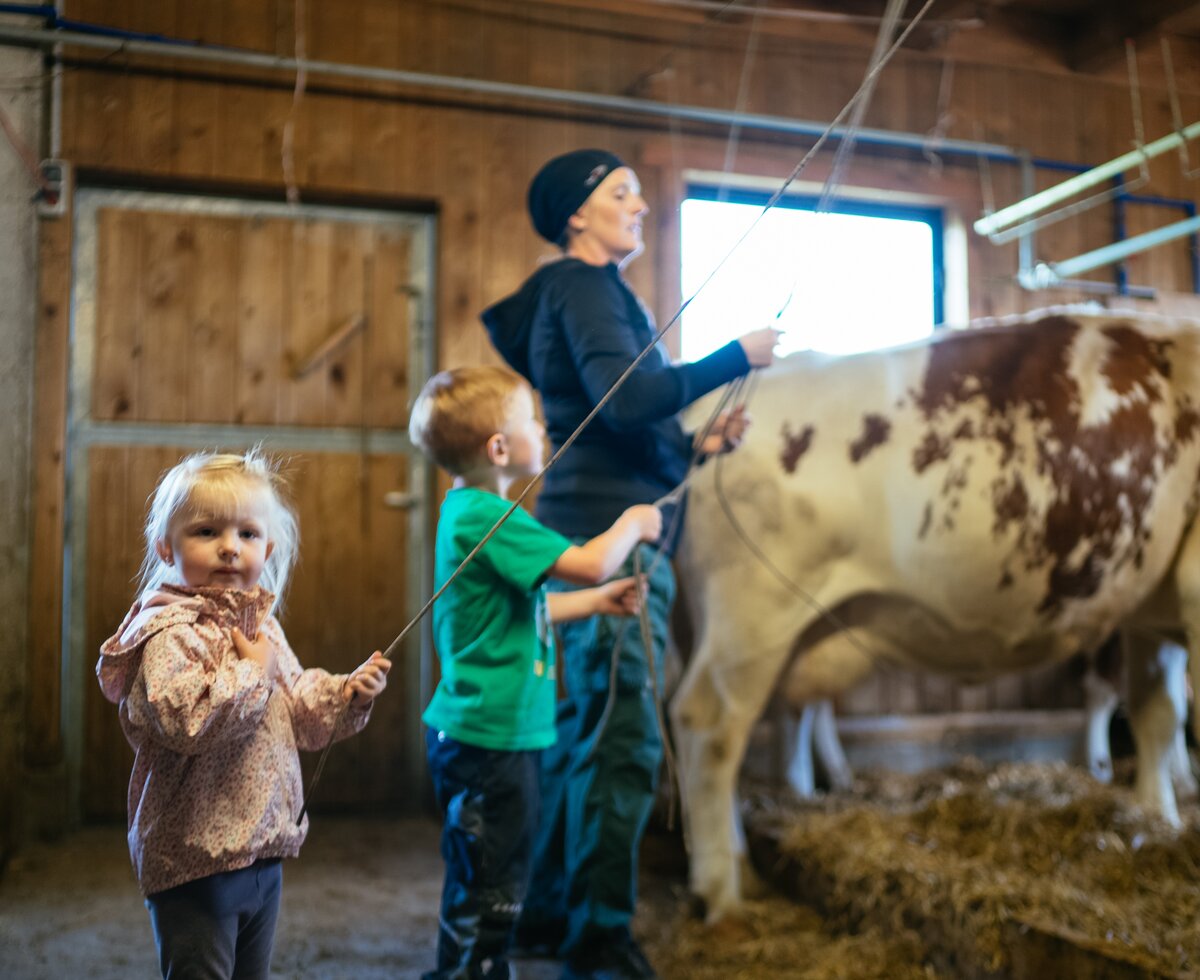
[[97, 449, 390, 980]]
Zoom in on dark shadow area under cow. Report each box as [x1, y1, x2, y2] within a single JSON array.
[[2, 758, 1196, 978]]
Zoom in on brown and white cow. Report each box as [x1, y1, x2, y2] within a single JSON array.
[[672, 309, 1200, 921]]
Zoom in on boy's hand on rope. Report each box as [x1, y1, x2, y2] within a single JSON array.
[[737, 326, 783, 368], [622, 504, 663, 544], [232, 627, 278, 683], [697, 404, 752, 456], [342, 651, 392, 704], [591, 575, 646, 617]]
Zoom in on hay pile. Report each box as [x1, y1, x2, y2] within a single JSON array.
[[636, 874, 938, 979], [743, 760, 1200, 978]]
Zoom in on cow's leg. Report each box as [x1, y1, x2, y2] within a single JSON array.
[[1169, 724, 1198, 798], [813, 699, 853, 791], [673, 656, 763, 921], [1168, 518, 1200, 749], [785, 702, 818, 798], [782, 638, 872, 797], [673, 609, 804, 922], [1125, 632, 1184, 826], [1083, 664, 1119, 784], [1083, 634, 1123, 783]]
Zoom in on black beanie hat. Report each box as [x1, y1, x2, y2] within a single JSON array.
[[527, 149, 626, 245]]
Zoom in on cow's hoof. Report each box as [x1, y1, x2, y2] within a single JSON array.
[[705, 910, 757, 942], [1173, 771, 1199, 800], [738, 857, 771, 899], [686, 889, 745, 928]]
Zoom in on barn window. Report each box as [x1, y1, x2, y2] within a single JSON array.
[[680, 186, 945, 360]]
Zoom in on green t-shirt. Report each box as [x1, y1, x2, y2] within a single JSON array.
[[424, 487, 572, 751]]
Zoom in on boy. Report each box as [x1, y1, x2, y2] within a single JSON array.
[[408, 366, 662, 980]]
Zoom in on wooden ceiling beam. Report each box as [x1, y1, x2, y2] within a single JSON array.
[[1063, 0, 1200, 73]]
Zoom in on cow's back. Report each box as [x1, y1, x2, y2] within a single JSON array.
[[680, 311, 1200, 678]]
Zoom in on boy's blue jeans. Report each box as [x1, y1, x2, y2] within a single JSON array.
[[423, 728, 540, 980]]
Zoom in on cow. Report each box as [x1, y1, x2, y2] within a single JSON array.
[[671, 309, 1200, 922]]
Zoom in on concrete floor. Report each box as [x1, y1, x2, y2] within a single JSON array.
[[0, 816, 563, 979]]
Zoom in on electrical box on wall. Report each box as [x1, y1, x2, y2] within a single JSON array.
[[36, 159, 70, 218]]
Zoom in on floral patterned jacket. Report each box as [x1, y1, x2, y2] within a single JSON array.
[[97, 584, 371, 895]]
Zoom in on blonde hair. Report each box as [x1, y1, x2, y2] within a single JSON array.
[[138, 448, 299, 613], [408, 366, 528, 475]]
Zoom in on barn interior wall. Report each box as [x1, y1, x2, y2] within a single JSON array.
[[9, 0, 1200, 836], [0, 39, 42, 853]]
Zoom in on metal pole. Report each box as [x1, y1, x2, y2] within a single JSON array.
[[0, 23, 1018, 158], [1113, 173, 1128, 296], [1034, 214, 1200, 286], [976, 120, 1200, 237]]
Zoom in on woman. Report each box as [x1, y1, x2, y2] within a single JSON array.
[[483, 148, 779, 980]]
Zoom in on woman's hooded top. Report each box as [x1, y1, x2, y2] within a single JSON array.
[[483, 258, 749, 552]]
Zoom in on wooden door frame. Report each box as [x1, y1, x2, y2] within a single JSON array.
[[64, 188, 436, 821]]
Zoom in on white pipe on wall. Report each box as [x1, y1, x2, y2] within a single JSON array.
[[976, 120, 1200, 237], [1031, 214, 1200, 288], [0, 24, 1016, 158]]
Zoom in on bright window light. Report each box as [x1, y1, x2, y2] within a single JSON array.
[[680, 191, 942, 360]]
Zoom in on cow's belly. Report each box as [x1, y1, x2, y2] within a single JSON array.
[[793, 591, 1084, 682]]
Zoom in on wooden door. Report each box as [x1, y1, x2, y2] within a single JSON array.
[[70, 191, 434, 821]]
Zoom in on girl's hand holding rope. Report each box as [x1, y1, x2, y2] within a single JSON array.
[[341, 651, 392, 704], [294, 651, 390, 826]]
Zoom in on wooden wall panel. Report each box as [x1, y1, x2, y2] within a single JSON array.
[[80, 446, 414, 819], [90, 208, 415, 429], [288, 221, 335, 425], [72, 199, 426, 817], [139, 212, 193, 422], [25, 213, 73, 767], [82, 444, 140, 819], [237, 217, 289, 425], [364, 228, 414, 428], [189, 218, 241, 424], [37, 0, 1200, 741]]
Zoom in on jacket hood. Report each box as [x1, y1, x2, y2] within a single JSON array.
[[96, 584, 273, 703], [482, 258, 608, 380], [481, 267, 549, 381]]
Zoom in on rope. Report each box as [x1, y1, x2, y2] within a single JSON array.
[[578, 372, 749, 829], [759, 0, 922, 335], [297, 694, 351, 825], [711, 396, 880, 668], [1162, 38, 1200, 180], [718, 0, 764, 201], [816, 0, 907, 215], [0, 97, 51, 194], [923, 57, 955, 175], [280, 0, 306, 205], [297, 0, 938, 817], [635, 545, 680, 829]]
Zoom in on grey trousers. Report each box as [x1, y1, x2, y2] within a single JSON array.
[[145, 858, 283, 980]]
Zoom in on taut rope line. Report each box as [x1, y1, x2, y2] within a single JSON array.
[[298, 0, 938, 817]]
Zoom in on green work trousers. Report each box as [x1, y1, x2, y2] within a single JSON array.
[[519, 543, 675, 957]]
